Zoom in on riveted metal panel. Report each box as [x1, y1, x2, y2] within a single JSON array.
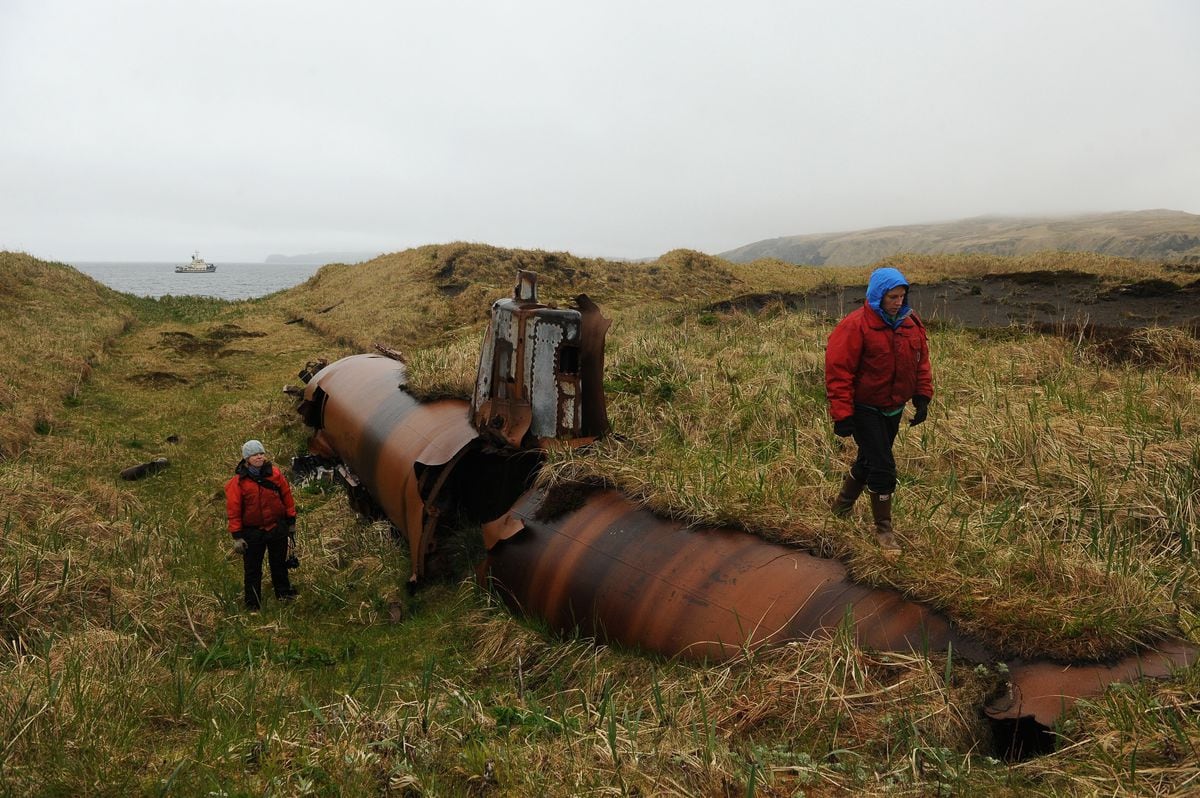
[[530, 318, 565, 439], [471, 271, 608, 448]]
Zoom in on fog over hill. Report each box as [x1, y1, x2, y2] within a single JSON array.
[[720, 210, 1200, 266], [264, 251, 382, 265]]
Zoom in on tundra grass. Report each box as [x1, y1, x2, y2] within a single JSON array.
[[534, 302, 1199, 660], [264, 243, 745, 353], [724, 249, 1182, 297], [1, 249, 1198, 795], [0, 252, 136, 458]]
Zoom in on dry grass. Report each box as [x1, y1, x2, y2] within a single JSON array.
[[0, 247, 1197, 795], [726, 250, 1179, 297], [265, 243, 744, 355], [0, 251, 136, 458]]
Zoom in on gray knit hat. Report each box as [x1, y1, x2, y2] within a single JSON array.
[[241, 439, 266, 459]]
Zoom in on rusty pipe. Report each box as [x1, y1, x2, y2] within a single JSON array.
[[301, 354, 479, 580], [482, 487, 996, 663], [481, 487, 1195, 739], [984, 639, 1198, 727]]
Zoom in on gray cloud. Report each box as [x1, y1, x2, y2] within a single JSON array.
[[2, 0, 1197, 261]]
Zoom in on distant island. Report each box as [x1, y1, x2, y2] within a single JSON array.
[[719, 209, 1200, 265], [264, 251, 382, 265]]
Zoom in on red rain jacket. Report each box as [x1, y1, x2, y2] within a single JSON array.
[[825, 303, 933, 422], [224, 462, 296, 535]]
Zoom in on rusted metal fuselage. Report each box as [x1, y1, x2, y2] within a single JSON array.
[[984, 639, 1198, 728], [482, 487, 995, 663], [299, 354, 479, 581], [296, 270, 1196, 752]]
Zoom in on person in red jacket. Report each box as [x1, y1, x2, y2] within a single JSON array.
[[225, 439, 298, 609], [824, 267, 933, 552]]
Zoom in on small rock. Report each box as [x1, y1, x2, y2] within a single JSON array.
[[120, 457, 169, 480]]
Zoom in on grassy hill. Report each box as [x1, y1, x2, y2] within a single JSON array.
[[0, 252, 138, 458], [268, 242, 739, 348], [1, 246, 1197, 795], [720, 209, 1200, 265]]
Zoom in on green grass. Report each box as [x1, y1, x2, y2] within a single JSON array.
[[0, 252, 136, 458], [0, 246, 1197, 795]]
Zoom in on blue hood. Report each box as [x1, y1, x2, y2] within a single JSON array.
[[866, 267, 911, 328]]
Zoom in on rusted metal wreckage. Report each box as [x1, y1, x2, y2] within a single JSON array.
[[295, 270, 1195, 755]]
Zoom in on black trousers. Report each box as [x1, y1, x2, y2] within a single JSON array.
[[242, 528, 292, 608], [849, 406, 903, 495]]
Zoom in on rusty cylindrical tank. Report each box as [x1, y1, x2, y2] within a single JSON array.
[[299, 354, 479, 581], [480, 487, 1195, 745], [482, 487, 995, 663]]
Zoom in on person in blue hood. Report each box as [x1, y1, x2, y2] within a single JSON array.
[[825, 266, 934, 554], [866, 267, 913, 328]]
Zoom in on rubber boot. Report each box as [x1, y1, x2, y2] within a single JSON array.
[[869, 492, 901, 556], [831, 473, 866, 517]]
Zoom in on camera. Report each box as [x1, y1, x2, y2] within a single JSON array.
[[285, 554, 300, 569]]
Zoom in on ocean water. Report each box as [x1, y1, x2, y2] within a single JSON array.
[[70, 261, 325, 300]]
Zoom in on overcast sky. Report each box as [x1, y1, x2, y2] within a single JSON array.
[[2, 1, 1197, 262]]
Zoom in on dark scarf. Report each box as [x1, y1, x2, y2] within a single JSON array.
[[236, 460, 283, 497]]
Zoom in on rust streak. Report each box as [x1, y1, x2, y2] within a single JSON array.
[[304, 354, 478, 580], [483, 488, 992, 662]]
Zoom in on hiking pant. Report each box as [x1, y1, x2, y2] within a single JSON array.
[[242, 528, 292, 608], [849, 406, 902, 495]]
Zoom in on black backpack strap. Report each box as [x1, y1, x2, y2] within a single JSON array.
[[242, 464, 285, 498], [251, 474, 284, 497]]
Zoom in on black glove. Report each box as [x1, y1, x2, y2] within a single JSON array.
[[833, 418, 855, 438], [909, 396, 930, 427], [286, 517, 297, 536], [285, 535, 300, 569]]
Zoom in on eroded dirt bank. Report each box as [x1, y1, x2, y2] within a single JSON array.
[[710, 270, 1200, 366]]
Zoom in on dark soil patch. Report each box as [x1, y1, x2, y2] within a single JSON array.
[[206, 323, 267, 341], [128, 371, 189, 387], [981, 269, 1099, 287], [159, 330, 214, 354], [707, 276, 1200, 367], [1100, 278, 1200, 299], [709, 276, 1200, 333], [437, 283, 468, 297], [159, 330, 223, 355], [160, 324, 266, 356], [119, 457, 170, 481], [706, 291, 811, 315]]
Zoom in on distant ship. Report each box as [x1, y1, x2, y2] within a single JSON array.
[[175, 251, 217, 273]]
